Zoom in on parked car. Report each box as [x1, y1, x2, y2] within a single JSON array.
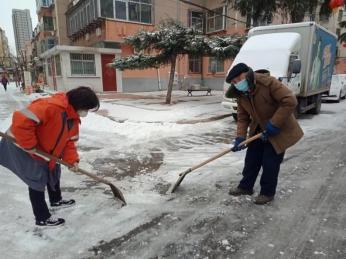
[[322, 74, 346, 102]]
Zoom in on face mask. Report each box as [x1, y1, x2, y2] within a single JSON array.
[[234, 79, 249, 92], [77, 110, 88, 117]]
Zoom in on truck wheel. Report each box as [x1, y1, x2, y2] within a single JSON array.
[[232, 113, 238, 121], [311, 94, 322, 114]]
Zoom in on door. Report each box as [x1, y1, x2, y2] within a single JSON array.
[[101, 54, 117, 91]]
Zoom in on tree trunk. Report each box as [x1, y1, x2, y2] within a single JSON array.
[[166, 55, 177, 104]]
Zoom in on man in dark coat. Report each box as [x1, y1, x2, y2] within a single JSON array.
[[226, 63, 304, 205], [1, 75, 9, 91]]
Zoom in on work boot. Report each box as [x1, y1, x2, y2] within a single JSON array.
[[51, 199, 75, 208], [254, 194, 274, 205], [36, 217, 65, 227], [228, 187, 254, 196]]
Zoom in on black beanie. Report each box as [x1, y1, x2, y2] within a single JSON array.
[[226, 63, 249, 83]]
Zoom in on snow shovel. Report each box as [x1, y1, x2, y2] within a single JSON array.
[[168, 133, 262, 193], [0, 131, 126, 206]]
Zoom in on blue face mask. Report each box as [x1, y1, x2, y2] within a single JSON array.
[[234, 79, 249, 92]]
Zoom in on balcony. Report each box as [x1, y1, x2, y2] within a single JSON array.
[[67, 0, 153, 39], [36, 0, 55, 14]]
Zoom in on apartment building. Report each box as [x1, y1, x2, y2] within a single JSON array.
[[12, 9, 33, 55], [0, 27, 12, 69], [40, 0, 247, 92]]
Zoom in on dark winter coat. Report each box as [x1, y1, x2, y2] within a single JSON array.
[[1, 77, 8, 85], [226, 72, 304, 154]]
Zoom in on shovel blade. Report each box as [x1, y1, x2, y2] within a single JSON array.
[[109, 184, 126, 206], [168, 173, 187, 193]]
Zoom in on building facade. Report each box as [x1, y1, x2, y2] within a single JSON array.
[[40, 0, 346, 93], [40, 0, 247, 92], [0, 27, 12, 69], [12, 9, 33, 55]]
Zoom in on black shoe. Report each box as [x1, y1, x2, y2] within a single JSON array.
[[254, 195, 274, 205], [36, 217, 65, 226], [51, 199, 76, 207], [228, 187, 254, 196]]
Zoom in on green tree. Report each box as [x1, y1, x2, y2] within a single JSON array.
[[111, 20, 244, 104], [227, 0, 332, 26], [226, 0, 276, 27]]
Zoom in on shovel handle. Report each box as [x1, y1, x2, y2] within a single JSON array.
[[188, 133, 262, 172], [0, 131, 126, 204]]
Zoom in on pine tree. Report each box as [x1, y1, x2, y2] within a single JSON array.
[[110, 19, 243, 104]]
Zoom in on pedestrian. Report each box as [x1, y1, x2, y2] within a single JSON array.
[[1, 74, 9, 91], [226, 63, 304, 205], [0, 86, 100, 226]]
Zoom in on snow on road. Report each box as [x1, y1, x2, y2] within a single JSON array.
[[0, 84, 346, 259]]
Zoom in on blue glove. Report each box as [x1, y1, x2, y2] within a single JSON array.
[[261, 121, 281, 142], [231, 137, 246, 152]]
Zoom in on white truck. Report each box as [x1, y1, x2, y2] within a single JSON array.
[[222, 22, 337, 120]]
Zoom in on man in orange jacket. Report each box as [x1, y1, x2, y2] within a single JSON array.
[[0, 86, 100, 226]]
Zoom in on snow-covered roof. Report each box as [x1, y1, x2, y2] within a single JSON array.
[[228, 33, 301, 78], [242, 33, 301, 52]]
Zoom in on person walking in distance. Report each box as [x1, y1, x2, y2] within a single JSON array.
[[1, 74, 9, 91], [226, 63, 304, 205], [0, 86, 100, 226]]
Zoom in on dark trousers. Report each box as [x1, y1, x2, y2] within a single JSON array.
[[238, 139, 284, 196], [28, 181, 62, 221], [3, 84, 7, 91]]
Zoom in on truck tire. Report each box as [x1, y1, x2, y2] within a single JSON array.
[[311, 94, 322, 114], [232, 113, 238, 121]]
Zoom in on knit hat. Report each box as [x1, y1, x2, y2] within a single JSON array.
[[226, 63, 249, 83]]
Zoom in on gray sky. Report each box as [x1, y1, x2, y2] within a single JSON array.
[[1, 0, 38, 55]]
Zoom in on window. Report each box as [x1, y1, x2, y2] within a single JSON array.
[[208, 57, 224, 73], [70, 53, 96, 75], [47, 38, 55, 49], [113, 0, 152, 23], [188, 56, 201, 73], [43, 16, 54, 31], [55, 55, 61, 76], [101, 0, 114, 18], [207, 7, 225, 33], [38, 0, 52, 8], [115, 0, 127, 20], [190, 11, 204, 32]]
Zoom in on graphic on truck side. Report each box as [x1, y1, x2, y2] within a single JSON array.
[[309, 27, 335, 92]]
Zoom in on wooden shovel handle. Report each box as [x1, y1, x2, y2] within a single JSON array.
[[188, 133, 262, 173], [0, 131, 126, 204]]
